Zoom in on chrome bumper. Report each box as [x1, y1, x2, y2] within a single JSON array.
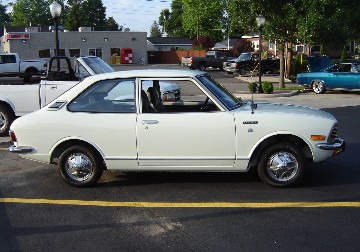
[[317, 138, 345, 156], [9, 145, 34, 154]]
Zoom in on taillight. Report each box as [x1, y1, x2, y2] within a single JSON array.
[[9, 130, 17, 142]]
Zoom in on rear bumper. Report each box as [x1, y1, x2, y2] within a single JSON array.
[[9, 145, 34, 154]]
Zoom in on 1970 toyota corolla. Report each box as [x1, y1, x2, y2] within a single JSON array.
[[297, 62, 360, 94], [9, 69, 345, 187]]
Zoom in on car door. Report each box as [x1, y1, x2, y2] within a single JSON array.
[[40, 80, 79, 107], [136, 78, 236, 170]]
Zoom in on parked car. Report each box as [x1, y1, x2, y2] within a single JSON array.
[[9, 69, 344, 188], [181, 51, 229, 71], [0, 56, 180, 136], [0, 53, 46, 79], [223, 52, 280, 75], [297, 62, 360, 94]]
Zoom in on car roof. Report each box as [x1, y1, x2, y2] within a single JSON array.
[[90, 69, 205, 80]]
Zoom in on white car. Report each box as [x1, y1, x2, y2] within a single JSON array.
[[9, 69, 345, 187]]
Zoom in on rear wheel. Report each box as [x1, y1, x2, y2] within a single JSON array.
[[198, 63, 206, 71], [312, 81, 326, 94], [257, 142, 306, 187], [58, 145, 103, 187], [0, 105, 14, 137]]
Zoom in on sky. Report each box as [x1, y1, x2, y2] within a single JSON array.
[[2, 0, 172, 35], [102, 0, 172, 34]]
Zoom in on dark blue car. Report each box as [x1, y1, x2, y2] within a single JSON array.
[[297, 61, 360, 94]]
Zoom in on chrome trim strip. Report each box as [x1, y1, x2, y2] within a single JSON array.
[[138, 157, 235, 161], [8, 145, 34, 154]]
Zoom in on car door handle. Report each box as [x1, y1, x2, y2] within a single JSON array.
[[51, 86, 57, 89], [142, 120, 159, 125]]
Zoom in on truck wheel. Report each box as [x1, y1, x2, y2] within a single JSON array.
[[312, 81, 326, 94], [0, 105, 14, 137], [58, 145, 104, 187], [257, 142, 306, 187], [270, 66, 278, 74], [198, 63, 206, 71], [239, 68, 246, 75]]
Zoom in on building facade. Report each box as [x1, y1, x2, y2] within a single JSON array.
[[1, 26, 147, 65]]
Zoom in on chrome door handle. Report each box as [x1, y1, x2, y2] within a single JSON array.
[[142, 120, 159, 125]]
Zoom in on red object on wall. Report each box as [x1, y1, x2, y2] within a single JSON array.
[[121, 48, 133, 64]]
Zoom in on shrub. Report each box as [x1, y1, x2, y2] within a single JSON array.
[[262, 81, 274, 94], [248, 82, 257, 93]]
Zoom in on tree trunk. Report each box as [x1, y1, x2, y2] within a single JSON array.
[[279, 43, 285, 88]]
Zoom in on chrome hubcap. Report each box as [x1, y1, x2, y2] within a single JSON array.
[[267, 152, 298, 182], [65, 153, 93, 181], [313, 82, 323, 93]]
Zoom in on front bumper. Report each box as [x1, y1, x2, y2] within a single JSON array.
[[9, 145, 34, 154], [317, 138, 345, 156]]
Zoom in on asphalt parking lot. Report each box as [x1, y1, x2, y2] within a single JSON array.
[[1, 65, 360, 251]]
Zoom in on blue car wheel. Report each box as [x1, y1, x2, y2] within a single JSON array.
[[312, 80, 326, 94]]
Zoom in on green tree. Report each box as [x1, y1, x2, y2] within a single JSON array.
[[163, 0, 185, 37], [150, 21, 162, 37], [158, 8, 170, 36], [0, 4, 11, 27], [63, 0, 106, 31], [11, 0, 66, 26], [63, 0, 83, 31], [82, 0, 107, 31], [106, 17, 119, 31], [182, 0, 223, 41]]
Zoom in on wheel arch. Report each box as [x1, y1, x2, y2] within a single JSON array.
[[248, 134, 313, 169], [0, 100, 16, 117], [24, 66, 39, 74], [50, 139, 105, 168]]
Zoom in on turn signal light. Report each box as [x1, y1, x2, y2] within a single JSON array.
[[311, 135, 326, 141]]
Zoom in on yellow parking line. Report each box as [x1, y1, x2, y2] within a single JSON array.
[[0, 148, 8, 151], [0, 198, 360, 208]]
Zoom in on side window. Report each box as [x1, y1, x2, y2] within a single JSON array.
[[140, 79, 220, 113], [68, 78, 136, 113]]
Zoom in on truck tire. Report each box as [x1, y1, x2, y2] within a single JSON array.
[[0, 104, 14, 137], [198, 63, 206, 71], [239, 67, 246, 75]]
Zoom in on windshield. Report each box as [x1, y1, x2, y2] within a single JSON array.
[[197, 75, 243, 110], [82, 57, 115, 74], [238, 53, 251, 61]]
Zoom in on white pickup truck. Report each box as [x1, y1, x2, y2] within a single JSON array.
[[0, 53, 46, 79], [0, 56, 181, 136]]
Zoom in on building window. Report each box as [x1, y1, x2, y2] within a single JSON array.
[[69, 48, 80, 57], [89, 48, 103, 58], [54, 49, 66, 56], [39, 49, 51, 58]]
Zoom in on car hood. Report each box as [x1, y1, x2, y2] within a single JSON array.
[[238, 101, 335, 120], [307, 56, 332, 72]]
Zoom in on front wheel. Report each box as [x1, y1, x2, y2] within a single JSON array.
[[0, 105, 14, 137], [312, 81, 326, 94], [58, 145, 103, 187], [257, 143, 306, 187]]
